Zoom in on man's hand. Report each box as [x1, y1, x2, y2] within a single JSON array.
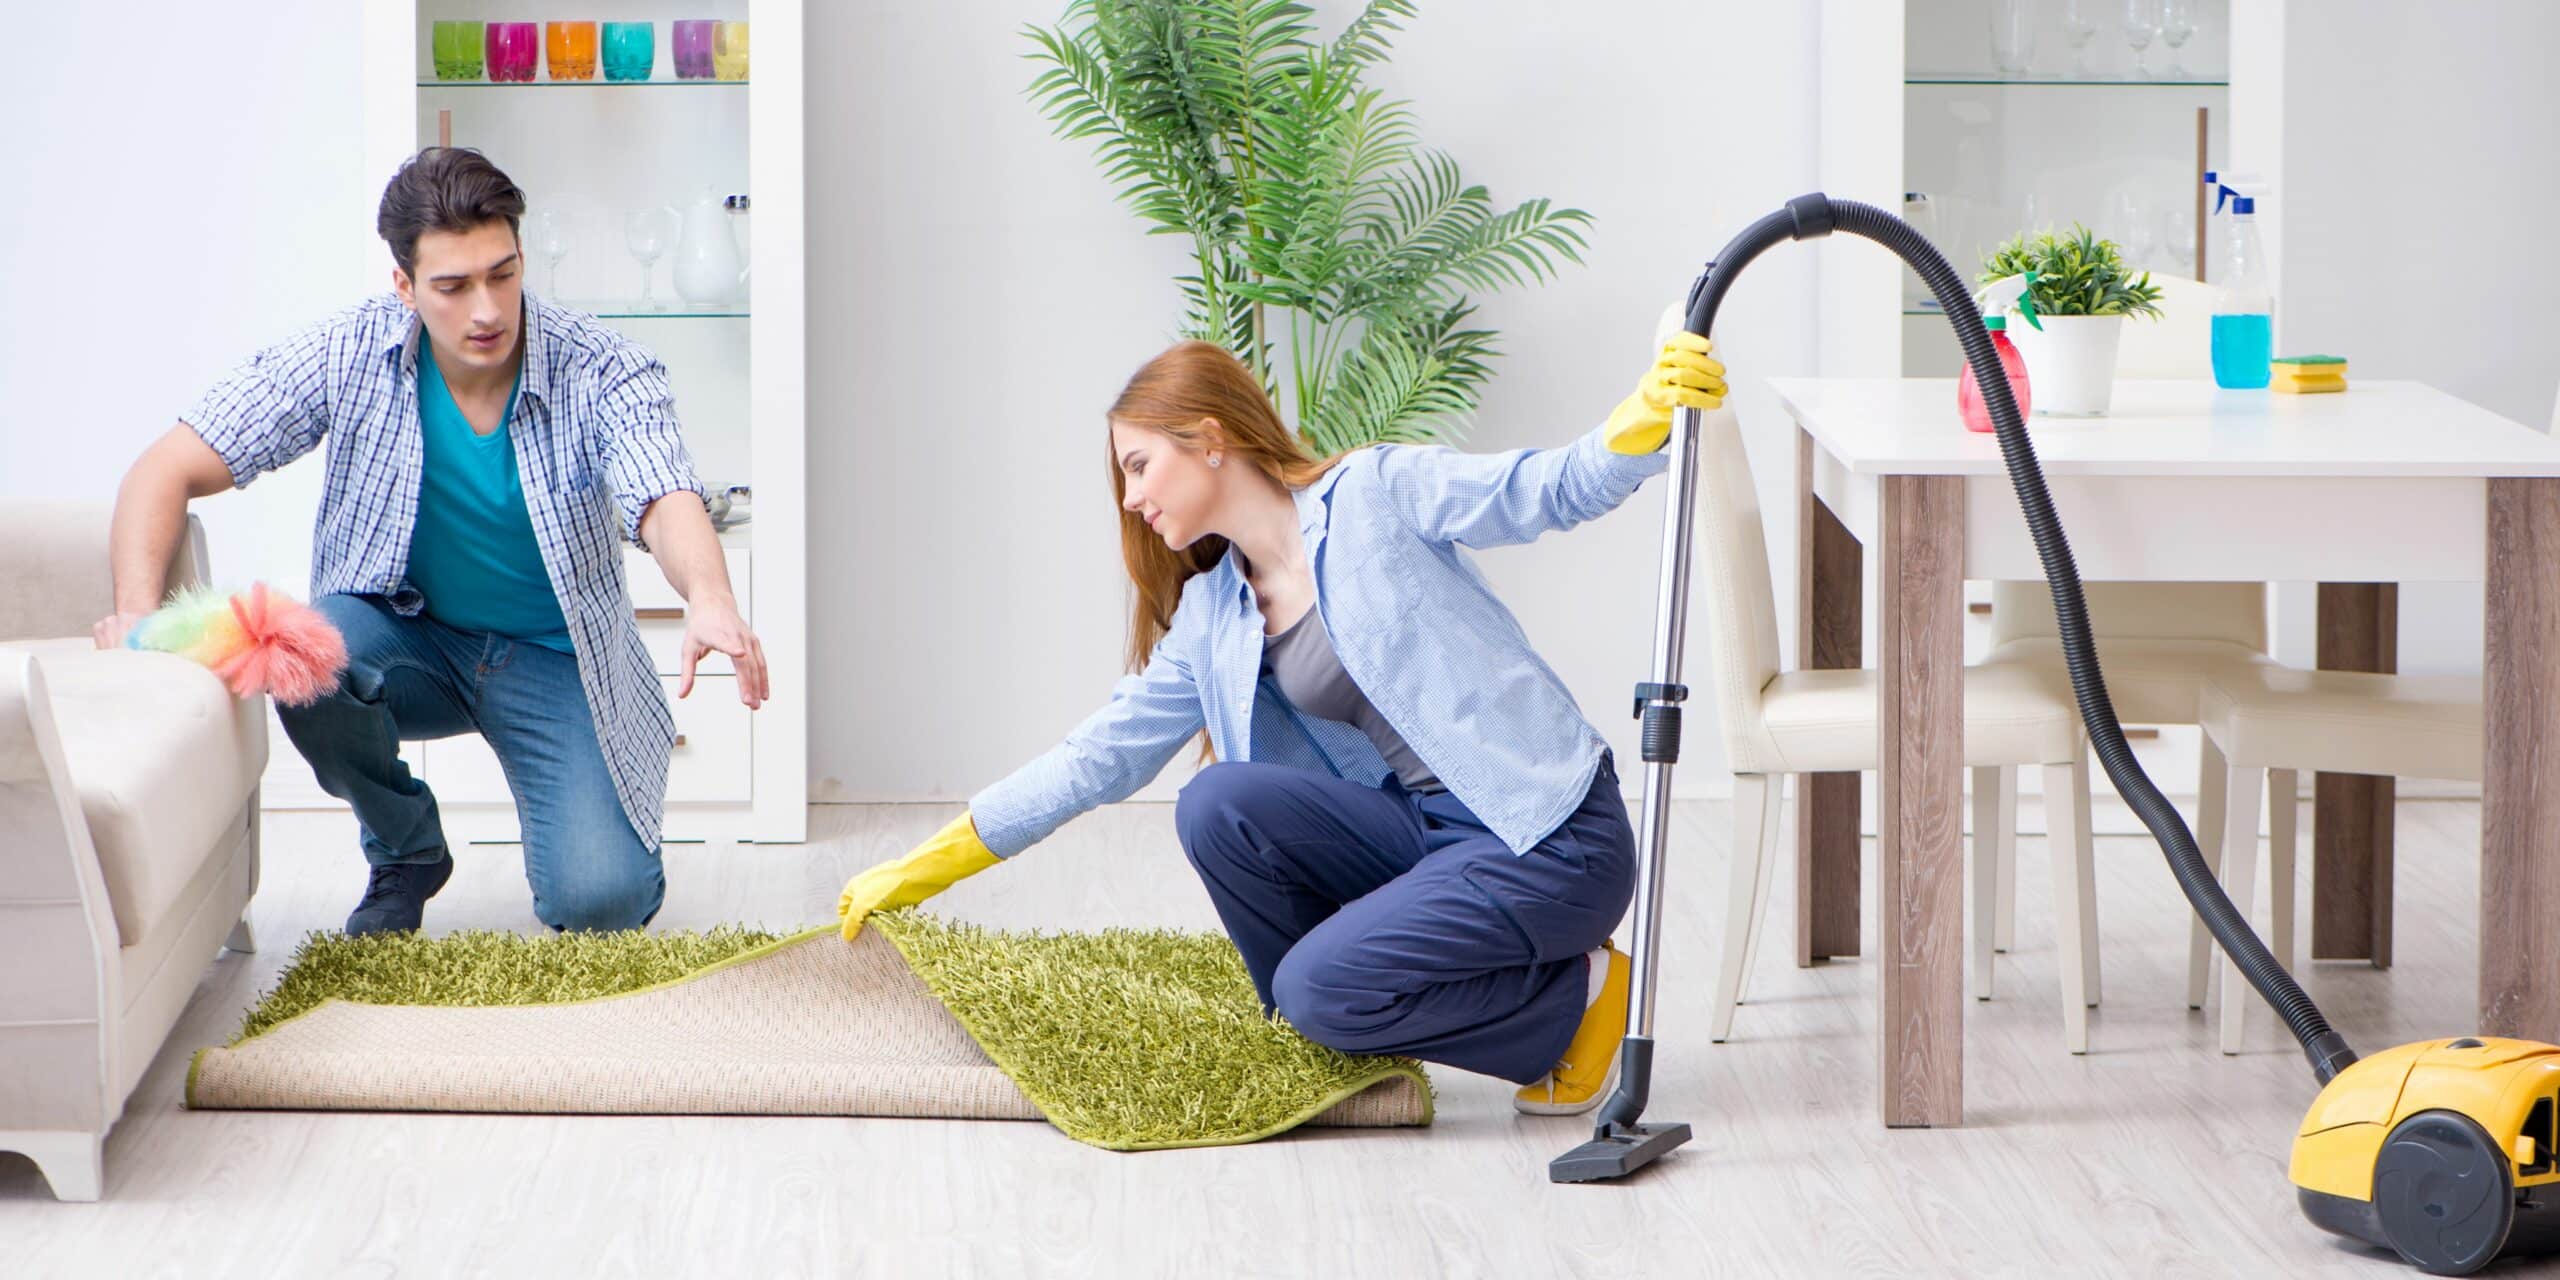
[[637, 489, 770, 710], [679, 594, 769, 708], [92, 611, 151, 651]]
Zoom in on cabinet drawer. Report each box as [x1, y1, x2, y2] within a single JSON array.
[[663, 675, 752, 802], [627, 547, 750, 611], [627, 546, 751, 677], [638, 616, 733, 677], [413, 675, 751, 807]]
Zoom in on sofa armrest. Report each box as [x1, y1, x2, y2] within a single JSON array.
[[0, 503, 210, 642], [0, 653, 121, 1157]]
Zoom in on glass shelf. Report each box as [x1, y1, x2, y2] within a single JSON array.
[[556, 299, 750, 319], [417, 78, 747, 88], [1905, 74, 2228, 87]]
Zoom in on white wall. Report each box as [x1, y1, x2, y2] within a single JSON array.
[[2258, 0, 2560, 678], [806, 0, 1824, 803], [0, 2, 372, 592]]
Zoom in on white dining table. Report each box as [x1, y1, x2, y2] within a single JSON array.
[[1770, 376, 2560, 1128]]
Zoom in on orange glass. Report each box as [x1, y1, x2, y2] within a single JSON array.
[[545, 21, 598, 81]]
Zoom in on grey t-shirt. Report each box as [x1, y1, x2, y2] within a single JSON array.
[[1260, 602, 1445, 794]]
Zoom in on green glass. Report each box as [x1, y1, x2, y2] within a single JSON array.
[[432, 20, 485, 81], [602, 22, 654, 81]]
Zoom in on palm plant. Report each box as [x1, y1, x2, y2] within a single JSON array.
[[1025, 0, 1593, 452]]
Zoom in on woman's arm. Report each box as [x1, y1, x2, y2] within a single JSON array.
[[837, 628, 1207, 936], [1368, 424, 1669, 550], [1366, 334, 1725, 550], [965, 633, 1207, 858]]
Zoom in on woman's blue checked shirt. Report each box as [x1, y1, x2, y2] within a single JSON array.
[[971, 423, 1671, 859], [184, 293, 705, 849]]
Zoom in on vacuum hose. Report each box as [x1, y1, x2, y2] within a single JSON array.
[[1693, 195, 2357, 1085]]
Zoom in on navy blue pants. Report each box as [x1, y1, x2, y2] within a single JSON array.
[[1175, 755, 1637, 1084]]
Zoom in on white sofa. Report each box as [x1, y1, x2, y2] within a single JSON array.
[[0, 502, 266, 1201]]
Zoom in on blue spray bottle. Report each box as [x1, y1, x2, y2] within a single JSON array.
[[2211, 195, 2273, 388]]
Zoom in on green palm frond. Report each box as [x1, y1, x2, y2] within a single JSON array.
[[1026, 0, 1587, 449]]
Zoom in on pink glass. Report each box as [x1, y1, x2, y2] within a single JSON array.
[[672, 20, 716, 80], [486, 23, 540, 83]]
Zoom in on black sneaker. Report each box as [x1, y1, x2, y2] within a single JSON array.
[[345, 853, 455, 936]]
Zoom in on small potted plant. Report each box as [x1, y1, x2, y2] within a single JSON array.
[[1976, 224, 2164, 417]]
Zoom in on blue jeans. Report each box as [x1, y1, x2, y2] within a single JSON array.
[[1175, 755, 1636, 1084], [276, 593, 663, 931]]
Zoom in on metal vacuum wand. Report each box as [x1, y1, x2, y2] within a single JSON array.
[[1546, 393, 1709, 1184]]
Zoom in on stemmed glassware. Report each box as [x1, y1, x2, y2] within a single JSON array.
[[625, 208, 678, 310]]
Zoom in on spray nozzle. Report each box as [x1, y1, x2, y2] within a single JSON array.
[[2213, 171, 2267, 216], [1974, 271, 2044, 331]]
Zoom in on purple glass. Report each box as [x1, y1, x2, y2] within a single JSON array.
[[487, 22, 540, 82], [672, 20, 716, 80]]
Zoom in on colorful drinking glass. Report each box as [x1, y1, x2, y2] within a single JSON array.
[[431, 20, 484, 80], [546, 21, 598, 81], [486, 23, 539, 82], [713, 22, 749, 81], [671, 20, 716, 79], [601, 22, 654, 81]]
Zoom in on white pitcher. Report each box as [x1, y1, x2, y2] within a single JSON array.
[[673, 187, 749, 305]]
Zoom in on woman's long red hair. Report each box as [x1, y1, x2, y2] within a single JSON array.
[[1106, 341, 1344, 676]]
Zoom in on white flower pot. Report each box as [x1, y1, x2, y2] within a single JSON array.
[[2005, 314, 2125, 417]]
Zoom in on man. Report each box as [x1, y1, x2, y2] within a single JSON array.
[[96, 147, 769, 935]]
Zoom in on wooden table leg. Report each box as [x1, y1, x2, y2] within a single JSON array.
[[1879, 474, 1965, 1127], [1796, 429, 1861, 965], [2312, 583, 2397, 968], [2483, 479, 2560, 1041]]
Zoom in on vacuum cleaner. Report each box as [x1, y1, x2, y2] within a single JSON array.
[[1548, 192, 2560, 1277]]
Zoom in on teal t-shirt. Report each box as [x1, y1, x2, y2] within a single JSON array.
[[406, 341, 575, 654]]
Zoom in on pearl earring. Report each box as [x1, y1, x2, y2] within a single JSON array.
[[1208, 452, 1223, 468]]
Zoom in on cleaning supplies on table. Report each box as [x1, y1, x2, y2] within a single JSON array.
[[2271, 355, 2348, 394], [2211, 195, 2273, 389], [1957, 313, 2033, 431]]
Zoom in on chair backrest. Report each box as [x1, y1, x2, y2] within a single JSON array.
[[1653, 302, 1786, 772], [1688, 405, 1788, 770], [2114, 272, 2216, 380], [1988, 578, 2268, 652]]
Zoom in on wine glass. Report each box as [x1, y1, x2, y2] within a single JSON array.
[[2109, 188, 2151, 270], [2122, 0, 2162, 78], [531, 209, 571, 299], [2160, 201, 2198, 279], [2062, 0, 2103, 76], [1989, 0, 2035, 76], [2160, 0, 2198, 78], [624, 207, 676, 309]]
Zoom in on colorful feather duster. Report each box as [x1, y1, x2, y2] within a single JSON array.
[[126, 584, 348, 707]]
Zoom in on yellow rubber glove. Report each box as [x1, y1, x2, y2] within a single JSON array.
[[1603, 331, 1729, 455], [837, 811, 1002, 940]]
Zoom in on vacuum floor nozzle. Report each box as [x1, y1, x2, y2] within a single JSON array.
[[1548, 1121, 1692, 1184]]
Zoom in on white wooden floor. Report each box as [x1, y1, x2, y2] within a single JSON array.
[[0, 790, 2494, 1277]]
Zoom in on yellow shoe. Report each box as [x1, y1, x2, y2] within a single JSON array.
[[1514, 942, 1630, 1116]]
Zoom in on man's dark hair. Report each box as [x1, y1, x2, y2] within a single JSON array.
[[377, 147, 527, 278]]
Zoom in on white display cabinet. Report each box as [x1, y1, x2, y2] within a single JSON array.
[[294, 0, 807, 844]]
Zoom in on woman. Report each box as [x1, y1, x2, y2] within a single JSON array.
[[839, 331, 1725, 1114]]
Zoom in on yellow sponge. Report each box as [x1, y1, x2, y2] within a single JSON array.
[[2273, 354, 2347, 394]]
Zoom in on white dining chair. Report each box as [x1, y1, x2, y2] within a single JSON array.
[[1674, 398, 2102, 1053], [2192, 667, 2481, 1052]]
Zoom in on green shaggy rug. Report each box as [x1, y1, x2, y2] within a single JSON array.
[[187, 912, 1433, 1151]]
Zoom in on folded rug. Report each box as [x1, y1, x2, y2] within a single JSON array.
[[186, 914, 1432, 1151]]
